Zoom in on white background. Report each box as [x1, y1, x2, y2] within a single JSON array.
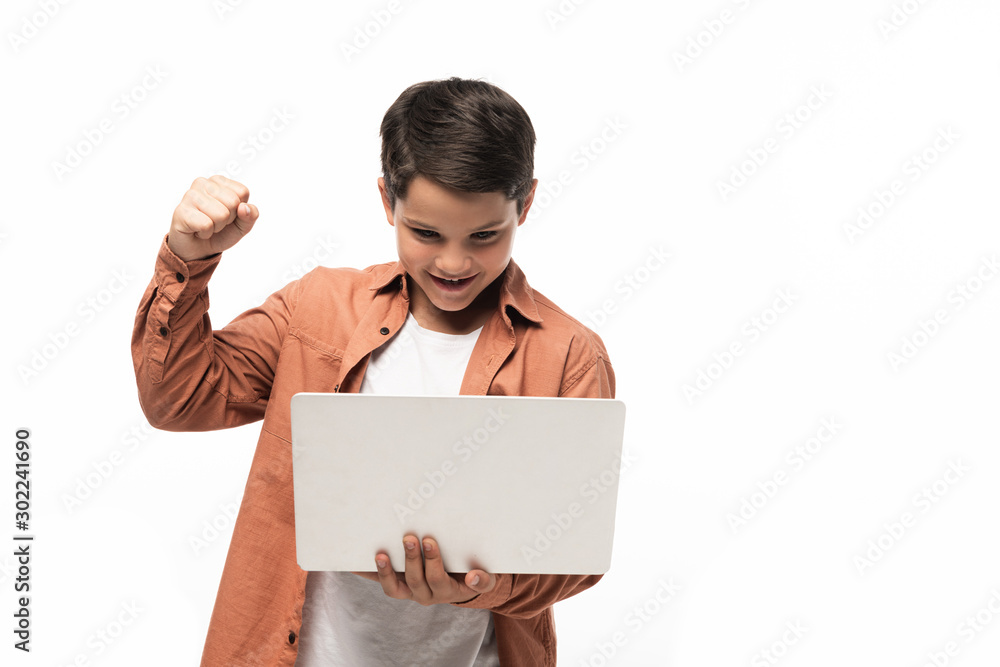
[[2, 0, 999, 665]]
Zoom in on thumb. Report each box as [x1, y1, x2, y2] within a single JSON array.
[[466, 570, 496, 593], [238, 201, 258, 223], [208, 201, 258, 253]]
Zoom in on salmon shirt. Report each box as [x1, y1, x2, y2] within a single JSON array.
[[131, 235, 617, 666]]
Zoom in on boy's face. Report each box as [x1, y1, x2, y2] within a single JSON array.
[[378, 174, 537, 335]]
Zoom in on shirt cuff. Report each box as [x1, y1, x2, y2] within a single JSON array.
[[451, 573, 512, 610], [154, 233, 222, 306]]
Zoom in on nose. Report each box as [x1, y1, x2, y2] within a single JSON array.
[[434, 246, 472, 278]]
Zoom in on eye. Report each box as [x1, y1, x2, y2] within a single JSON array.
[[414, 229, 438, 239], [473, 231, 499, 241]]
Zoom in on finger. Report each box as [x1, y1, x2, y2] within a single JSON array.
[[465, 569, 496, 594], [420, 537, 456, 597], [201, 177, 249, 228], [374, 552, 410, 599], [190, 203, 254, 253], [403, 535, 431, 601], [173, 204, 216, 240], [207, 174, 250, 203], [185, 188, 232, 236], [235, 201, 259, 227]]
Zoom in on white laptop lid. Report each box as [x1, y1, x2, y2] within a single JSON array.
[[290, 393, 626, 575]]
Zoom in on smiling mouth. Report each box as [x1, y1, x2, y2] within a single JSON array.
[[430, 273, 477, 290]]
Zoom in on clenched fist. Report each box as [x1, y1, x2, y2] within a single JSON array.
[[168, 175, 259, 262]]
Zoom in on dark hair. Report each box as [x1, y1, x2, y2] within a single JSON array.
[[380, 77, 536, 215]]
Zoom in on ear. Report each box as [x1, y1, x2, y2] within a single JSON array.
[[377, 177, 395, 227], [516, 179, 539, 227]]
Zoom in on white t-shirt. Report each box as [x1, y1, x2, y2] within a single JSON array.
[[294, 312, 500, 667]]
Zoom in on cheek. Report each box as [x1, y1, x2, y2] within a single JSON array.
[[479, 241, 513, 268], [396, 235, 426, 263]]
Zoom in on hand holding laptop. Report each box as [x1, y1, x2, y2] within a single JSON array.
[[352, 534, 497, 605]]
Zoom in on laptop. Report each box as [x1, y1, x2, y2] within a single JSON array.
[[290, 393, 627, 575]]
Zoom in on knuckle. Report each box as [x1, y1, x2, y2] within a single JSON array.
[[192, 212, 215, 232], [185, 188, 206, 209], [222, 192, 241, 212], [207, 202, 230, 224], [178, 207, 201, 229]]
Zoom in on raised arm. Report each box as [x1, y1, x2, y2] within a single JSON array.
[[131, 175, 295, 432]]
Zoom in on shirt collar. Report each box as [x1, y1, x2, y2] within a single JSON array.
[[368, 259, 544, 325]]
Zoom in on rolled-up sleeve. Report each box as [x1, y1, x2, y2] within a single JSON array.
[[130, 234, 299, 432]]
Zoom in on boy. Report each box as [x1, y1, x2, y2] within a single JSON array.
[[131, 77, 616, 666]]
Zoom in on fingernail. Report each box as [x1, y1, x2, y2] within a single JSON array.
[[376, 558, 386, 569], [471, 575, 480, 586], [405, 540, 415, 551], [423, 541, 431, 553]]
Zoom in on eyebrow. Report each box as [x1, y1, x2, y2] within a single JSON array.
[[402, 217, 505, 233]]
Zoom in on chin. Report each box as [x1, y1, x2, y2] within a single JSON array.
[[430, 298, 472, 312]]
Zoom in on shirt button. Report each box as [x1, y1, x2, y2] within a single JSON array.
[[380, 327, 390, 335], [175, 272, 185, 283], [288, 631, 296, 644], [159, 326, 169, 337]]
